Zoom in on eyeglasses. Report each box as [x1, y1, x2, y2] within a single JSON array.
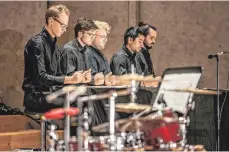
[[96, 34, 107, 39], [83, 31, 96, 38], [52, 17, 68, 29]]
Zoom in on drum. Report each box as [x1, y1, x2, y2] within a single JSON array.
[[145, 108, 182, 145], [68, 136, 105, 151]]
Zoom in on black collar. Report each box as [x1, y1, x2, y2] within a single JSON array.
[[89, 46, 105, 55], [122, 45, 136, 59], [141, 46, 149, 52], [73, 39, 87, 53], [41, 27, 57, 44]]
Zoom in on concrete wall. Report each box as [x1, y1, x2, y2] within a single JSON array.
[[51, 1, 229, 88], [139, 1, 229, 88], [0, 2, 47, 110], [1, 1, 229, 110]]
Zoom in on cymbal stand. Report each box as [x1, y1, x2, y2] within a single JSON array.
[[64, 92, 70, 151], [77, 101, 90, 151], [48, 124, 58, 152], [109, 91, 118, 151], [179, 93, 194, 147], [130, 64, 137, 104]]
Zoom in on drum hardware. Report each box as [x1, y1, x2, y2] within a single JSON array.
[[178, 91, 194, 147], [158, 141, 177, 150], [44, 81, 210, 151], [77, 101, 91, 151], [109, 91, 118, 151], [45, 85, 86, 151], [48, 124, 58, 152], [77, 89, 131, 151]]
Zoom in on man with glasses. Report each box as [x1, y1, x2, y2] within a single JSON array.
[[85, 20, 114, 126], [60, 17, 103, 85], [22, 5, 84, 113], [85, 20, 114, 86]]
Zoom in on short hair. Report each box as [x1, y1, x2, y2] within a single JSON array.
[[124, 26, 144, 45], [93, 20, 111, 34], [45, 4, 70, 25], [74, 17, 98, 38], [138, 21, 157, 37]]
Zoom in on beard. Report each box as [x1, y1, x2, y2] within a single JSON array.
[[144, 42, 153, 49]]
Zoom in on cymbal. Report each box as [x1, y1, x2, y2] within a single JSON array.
[[92, 116, 177, 133], [115, 102, 152, 113], [165, 88, 219, 95], [115, 74, 162, 82], [86, 86, 130, 89]]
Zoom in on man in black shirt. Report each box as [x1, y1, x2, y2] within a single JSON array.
[[85, 20, 114, 86], [22, 5, 83, 113], [110, 27, 154, 110], [85, 20, 115, 126], [137, 22, 158, 77], [60, 17, 103, 85], [110, 26, 145, 76]]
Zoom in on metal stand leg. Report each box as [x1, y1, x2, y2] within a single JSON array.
[[41, 121, 47, 151], [64, 92, 70, 151], [109, 92, 117, 151], [77, 101, 83, 151]]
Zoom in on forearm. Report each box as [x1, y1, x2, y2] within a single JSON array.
[[37, 73, 65, 85]]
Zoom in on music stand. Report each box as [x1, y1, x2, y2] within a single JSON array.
[[152, 66, 202, 114]]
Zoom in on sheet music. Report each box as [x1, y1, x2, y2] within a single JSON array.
[[153, 71, 202, 114]]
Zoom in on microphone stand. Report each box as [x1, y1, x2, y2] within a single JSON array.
[[211, 56, 220, 151], [216, 56, 220, 151]]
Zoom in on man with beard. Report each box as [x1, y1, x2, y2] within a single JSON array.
[[137, 22, 158, 77]]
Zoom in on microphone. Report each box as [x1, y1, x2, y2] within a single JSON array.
[[66, 86, 87, 103], [208, 52, 229, 59], [46, 85, 78, 103]]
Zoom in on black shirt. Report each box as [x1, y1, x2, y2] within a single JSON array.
[[85, 46, 110, 125], [110, 45, 153, 112], [85, 46, 111, 76], [22, 27, 64, 92], [60, 39, 89, 76], [110, 45, 146, 75], [139, 47, 155, 76]]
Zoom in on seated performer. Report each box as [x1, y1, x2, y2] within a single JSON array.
[[60, 17, 103, 85], [22, 5, 84, 113], [110, 26, 154, 109], [136, 22, 161, 86], [85, 20, 114, 86], [85, 20, 114, 126], [137, 22, 157, 77]]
